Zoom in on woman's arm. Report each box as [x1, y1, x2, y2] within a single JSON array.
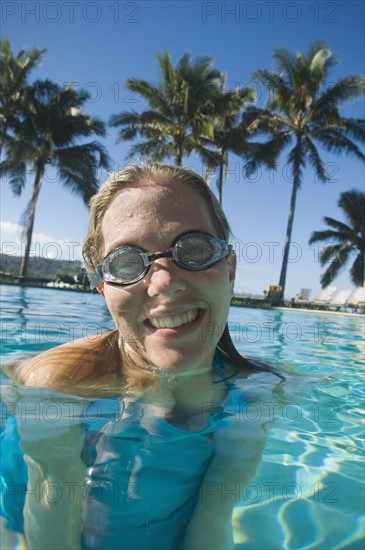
[[183, 374, 278, 549], [15, 398, 87, 550], [1, 332, 120, 549], [183, 423, 266, 549]]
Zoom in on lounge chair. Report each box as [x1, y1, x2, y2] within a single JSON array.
[[347, 287, 365, 313], [265, 285, 282, 305], [312, 286, 337, 308], [293, 288, 312, 305], [328, 289, 353, 311]]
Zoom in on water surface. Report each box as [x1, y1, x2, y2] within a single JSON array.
[[1, 285, 364, 549]]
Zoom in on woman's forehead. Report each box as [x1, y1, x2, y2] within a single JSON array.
[[105, 182, 210, 219], [101, 181, 216, 245]]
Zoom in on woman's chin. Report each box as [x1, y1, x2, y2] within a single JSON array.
[[145, 346, 215, 376]]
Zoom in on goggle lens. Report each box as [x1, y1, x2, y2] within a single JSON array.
[[109, 250, 145, 283], [175, 235, 216, 267]]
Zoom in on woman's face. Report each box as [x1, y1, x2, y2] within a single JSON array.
[[99, 181, 236, 374]]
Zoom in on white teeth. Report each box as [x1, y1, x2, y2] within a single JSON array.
[[149, 309, 199, 329]]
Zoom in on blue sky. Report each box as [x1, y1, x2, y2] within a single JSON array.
[[1, 0, 364, 299]]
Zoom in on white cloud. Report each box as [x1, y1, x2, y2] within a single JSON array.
[[0, 220, 83, 261]]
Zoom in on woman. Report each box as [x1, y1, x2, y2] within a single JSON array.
[[2, 163, 280, 549]]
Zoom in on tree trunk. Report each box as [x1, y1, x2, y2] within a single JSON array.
[[174, 129, 183, 166], [176, 145, 183, 166], [277, 172, 300, 305], [217, 149, 226, 205], [0, 123, 8, 158], [217, 160, 224, 205], [19, 168, 43, 277]]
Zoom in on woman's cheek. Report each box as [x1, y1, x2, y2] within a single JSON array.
[[103, 287, 138, 326]]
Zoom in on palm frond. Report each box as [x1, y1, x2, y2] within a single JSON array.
[[315, 76, 365, 112], [309, 227, 342, 244], [314, 126, 365, 160], [272, 47, 296, 85], [0, 159, 27, 194], [242, 107, 286, 135], [319, 245, 352, 287], [304, 136, 329, 182], [339, 117, 365, 143], [349, 252, 365, 287], [126, 78, 172, 116], [323, 221, 354, 240], [319, 243, 352, 265], [157, 51, 175, 88], [338, 189, 365, 233], [253, 70, 291, 110], [308, 42, 334, 84], [18, 193, 38, 239]]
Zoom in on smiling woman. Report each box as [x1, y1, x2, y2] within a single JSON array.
[[89, 169, 237, 381], [1, 162, 280, 550]]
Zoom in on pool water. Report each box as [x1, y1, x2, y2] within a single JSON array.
[[1, 284, 364, 549]]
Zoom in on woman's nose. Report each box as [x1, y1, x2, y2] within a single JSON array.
[[145, 258, 187, 297]]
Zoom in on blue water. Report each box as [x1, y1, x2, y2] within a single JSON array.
[[1, 284, 364, 549]]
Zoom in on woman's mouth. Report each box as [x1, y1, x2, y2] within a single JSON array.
[[147, 308, 200, 329]]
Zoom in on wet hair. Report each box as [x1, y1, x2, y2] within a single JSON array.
[[82, 162, 258, 374]]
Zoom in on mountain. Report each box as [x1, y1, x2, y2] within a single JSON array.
[[0, 254, 84, 280]]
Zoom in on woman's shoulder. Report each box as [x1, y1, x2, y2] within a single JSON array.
[[5, 331, 120, 388]]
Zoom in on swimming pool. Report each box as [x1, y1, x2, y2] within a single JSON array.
[[1, 284, 364, 549]]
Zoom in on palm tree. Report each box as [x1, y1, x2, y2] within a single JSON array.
[[202, 85, 257, 204], [309, 190, 365, 288], [0, 38, 46, 154], [249, 41, 365, 303], [109, 51, 223, 166], [201, 85, 279, 205], [1, 82, 110, 277]]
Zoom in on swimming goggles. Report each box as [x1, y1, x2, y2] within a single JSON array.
[[96, 232, 233, 285]]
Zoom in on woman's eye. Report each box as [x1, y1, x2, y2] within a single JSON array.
[[179, 238, 214, 263], [110, 252, 143, 275]]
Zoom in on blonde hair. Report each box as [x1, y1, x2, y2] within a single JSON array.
[[82, 162, 231, 271]]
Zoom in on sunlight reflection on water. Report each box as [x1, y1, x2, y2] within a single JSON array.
[[229, 307, 364, 549]]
